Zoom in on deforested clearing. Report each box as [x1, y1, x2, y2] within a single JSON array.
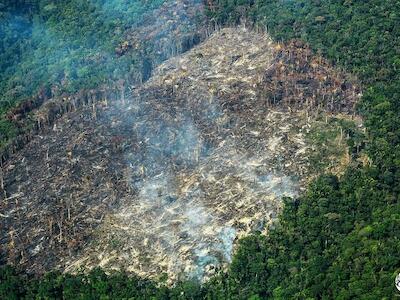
[[0, 27, 362, 283]]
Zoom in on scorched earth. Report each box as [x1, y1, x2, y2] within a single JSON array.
[[0, 28, 361, 283]]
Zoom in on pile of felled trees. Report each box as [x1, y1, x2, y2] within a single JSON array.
[[258, 40, 361, 114], [0, 83, 127, 165]]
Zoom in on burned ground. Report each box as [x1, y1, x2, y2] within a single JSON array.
[[0, 28, 361, 282]]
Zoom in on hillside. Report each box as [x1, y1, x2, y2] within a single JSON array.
[[1, 27, 360, 283], [1, 0, 399, 299], [0, 0, 206, 149]]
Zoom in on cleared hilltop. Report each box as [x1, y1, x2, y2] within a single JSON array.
[[0, 27, 362, 282]]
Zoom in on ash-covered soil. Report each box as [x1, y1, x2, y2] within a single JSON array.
[[0, 28, 360, 282]]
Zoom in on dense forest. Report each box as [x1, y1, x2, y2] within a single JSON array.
[[0, 0, 164, 146], [1, 0, 400, 299]]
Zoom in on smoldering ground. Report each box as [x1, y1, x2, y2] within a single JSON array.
[[63, 26, 359, 282], [0, 22, 360, 283], [61, 29, 314, 282], [61, 87, 300, 281]]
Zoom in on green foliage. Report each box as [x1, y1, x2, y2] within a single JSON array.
[[306, 117, 349, 174], [202, 0, 400, 298], [208, 0, 400, 83], [0, 118, 17, 147], [1, 0, 400, 299], [0, 0, 164, 145], [0, 267, 169, 299]]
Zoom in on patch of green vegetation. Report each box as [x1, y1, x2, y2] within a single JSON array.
[[306, 116, 365, 175], [0, 266, 169, 299], [306, 118, 345, 174], [0, 0, 165, 146], [199, 1, 400, 298], [0, 119, 17, 148], [1, 1, 400, 299]]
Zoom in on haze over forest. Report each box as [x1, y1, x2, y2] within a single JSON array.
[[0, 0, 399, 299]]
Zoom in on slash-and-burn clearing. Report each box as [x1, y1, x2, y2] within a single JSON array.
[[0, 28, 362, 283]]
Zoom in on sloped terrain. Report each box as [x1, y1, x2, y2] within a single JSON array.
[[0, 0, 207, 157], [0, 28, 360, 282]]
